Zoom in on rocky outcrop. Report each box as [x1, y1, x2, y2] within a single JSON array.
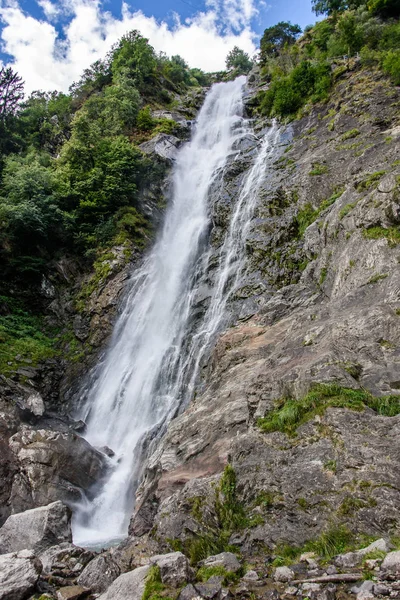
[[8, 428, 108, 513], [0, 501, 71, 555], [140, 134, 182, 163], [0, 550, 42, 600]]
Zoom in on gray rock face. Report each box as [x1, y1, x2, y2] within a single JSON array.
[[140, 134, 181, 163], [0, 501, 72, 555], [77, 553, 120, 593], [0, 549, 42, 600], [150, 552, 191, 586], [8, 429, 108, 512], [96, 565, 150, 600]]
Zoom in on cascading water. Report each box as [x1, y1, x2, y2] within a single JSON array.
[[72, 76, 280, 547]]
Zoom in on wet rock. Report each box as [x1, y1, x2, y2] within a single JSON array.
[[0, 549, 42, 600], [96, 565, 150, 600], [150, 551, 191, 586], [77, 553, 120, 593], [56, 586, 89, 600], [200, 552, 241, 573], [0, 502, 71, 555], [274, 567, 295, 582]]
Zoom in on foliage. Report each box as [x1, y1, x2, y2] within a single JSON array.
[[0, 67, 24, 119], [225, 46, 254, 74], [0, 296, 58, 375], [260, 60, 332, 118], [257, 383, 400, 436], [260, 22, 302, 63], [362, 225, 400, 246]]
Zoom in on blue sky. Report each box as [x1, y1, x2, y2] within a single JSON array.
[[0, 0, 317, 93]]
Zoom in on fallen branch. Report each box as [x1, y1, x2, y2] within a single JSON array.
[[293, 574, 363, 584]]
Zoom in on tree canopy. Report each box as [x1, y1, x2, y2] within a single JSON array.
[[225, 47, 254, 74], [260, 22, 302, 64]]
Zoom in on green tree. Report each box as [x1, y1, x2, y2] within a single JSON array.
[[260, 22, 302, 63], [111, 30, 157, 90], [225, 46, 253, 74]]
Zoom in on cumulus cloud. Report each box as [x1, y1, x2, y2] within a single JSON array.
[[0, 0, 263, 93]]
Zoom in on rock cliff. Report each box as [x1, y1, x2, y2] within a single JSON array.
[[1, 64, 400, 600]]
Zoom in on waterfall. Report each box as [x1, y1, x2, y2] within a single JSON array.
[[72, 76, 280, 547]]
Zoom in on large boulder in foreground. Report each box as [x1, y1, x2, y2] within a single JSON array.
[[0, 501, 71, 555], [97, 565, 150, 600], [77, 553, 120, 593], [8, 428, 108, 513], [0, 549, 42, 600]]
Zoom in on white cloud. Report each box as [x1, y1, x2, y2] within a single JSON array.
[[0, 0, 261, 94], [37, 0, 59, 19]]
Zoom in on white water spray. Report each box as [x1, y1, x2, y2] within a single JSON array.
[[72, 77, 279, 546]]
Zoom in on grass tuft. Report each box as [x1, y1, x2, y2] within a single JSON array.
[[257, 384, 400, 436]]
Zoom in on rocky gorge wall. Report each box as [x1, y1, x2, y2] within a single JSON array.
[[1, 64, 400, 600]]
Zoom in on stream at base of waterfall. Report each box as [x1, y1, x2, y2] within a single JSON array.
[[72, 76, 280, 547]]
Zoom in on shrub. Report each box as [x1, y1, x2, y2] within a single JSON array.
[[382, 50, 400, 85]]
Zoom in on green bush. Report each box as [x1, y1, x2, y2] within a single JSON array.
[[136, 106, 154, 131], [382, 50, 400, 85]]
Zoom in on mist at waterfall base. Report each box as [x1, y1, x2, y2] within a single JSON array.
[[72, 76, 280, 547]]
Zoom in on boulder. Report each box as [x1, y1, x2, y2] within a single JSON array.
[[150, 551, 191, 586], [39, 542, 94, 575], [0, 501, 71, 555], [8, 429, 108, 512], [200, 552, 241, 573], [380, 550, 400, 576], [274, 566, 295, 582], [0, 549, 42, 600], [178, 585, 202, 600], [335, 539, 389, 569], [77, 554, 120, 593], [96, 565, 150, 600], [356, 580, 375, 600], [56, 586, 89, 600]]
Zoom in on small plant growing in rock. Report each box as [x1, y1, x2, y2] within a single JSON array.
[[324, 460, 337, 473], [309, 162, 329, 176], [367, 273, 388, 284], [340, 129, 361, 141]]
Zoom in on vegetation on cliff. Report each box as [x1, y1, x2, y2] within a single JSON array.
[[256, 0, 400, 117]]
